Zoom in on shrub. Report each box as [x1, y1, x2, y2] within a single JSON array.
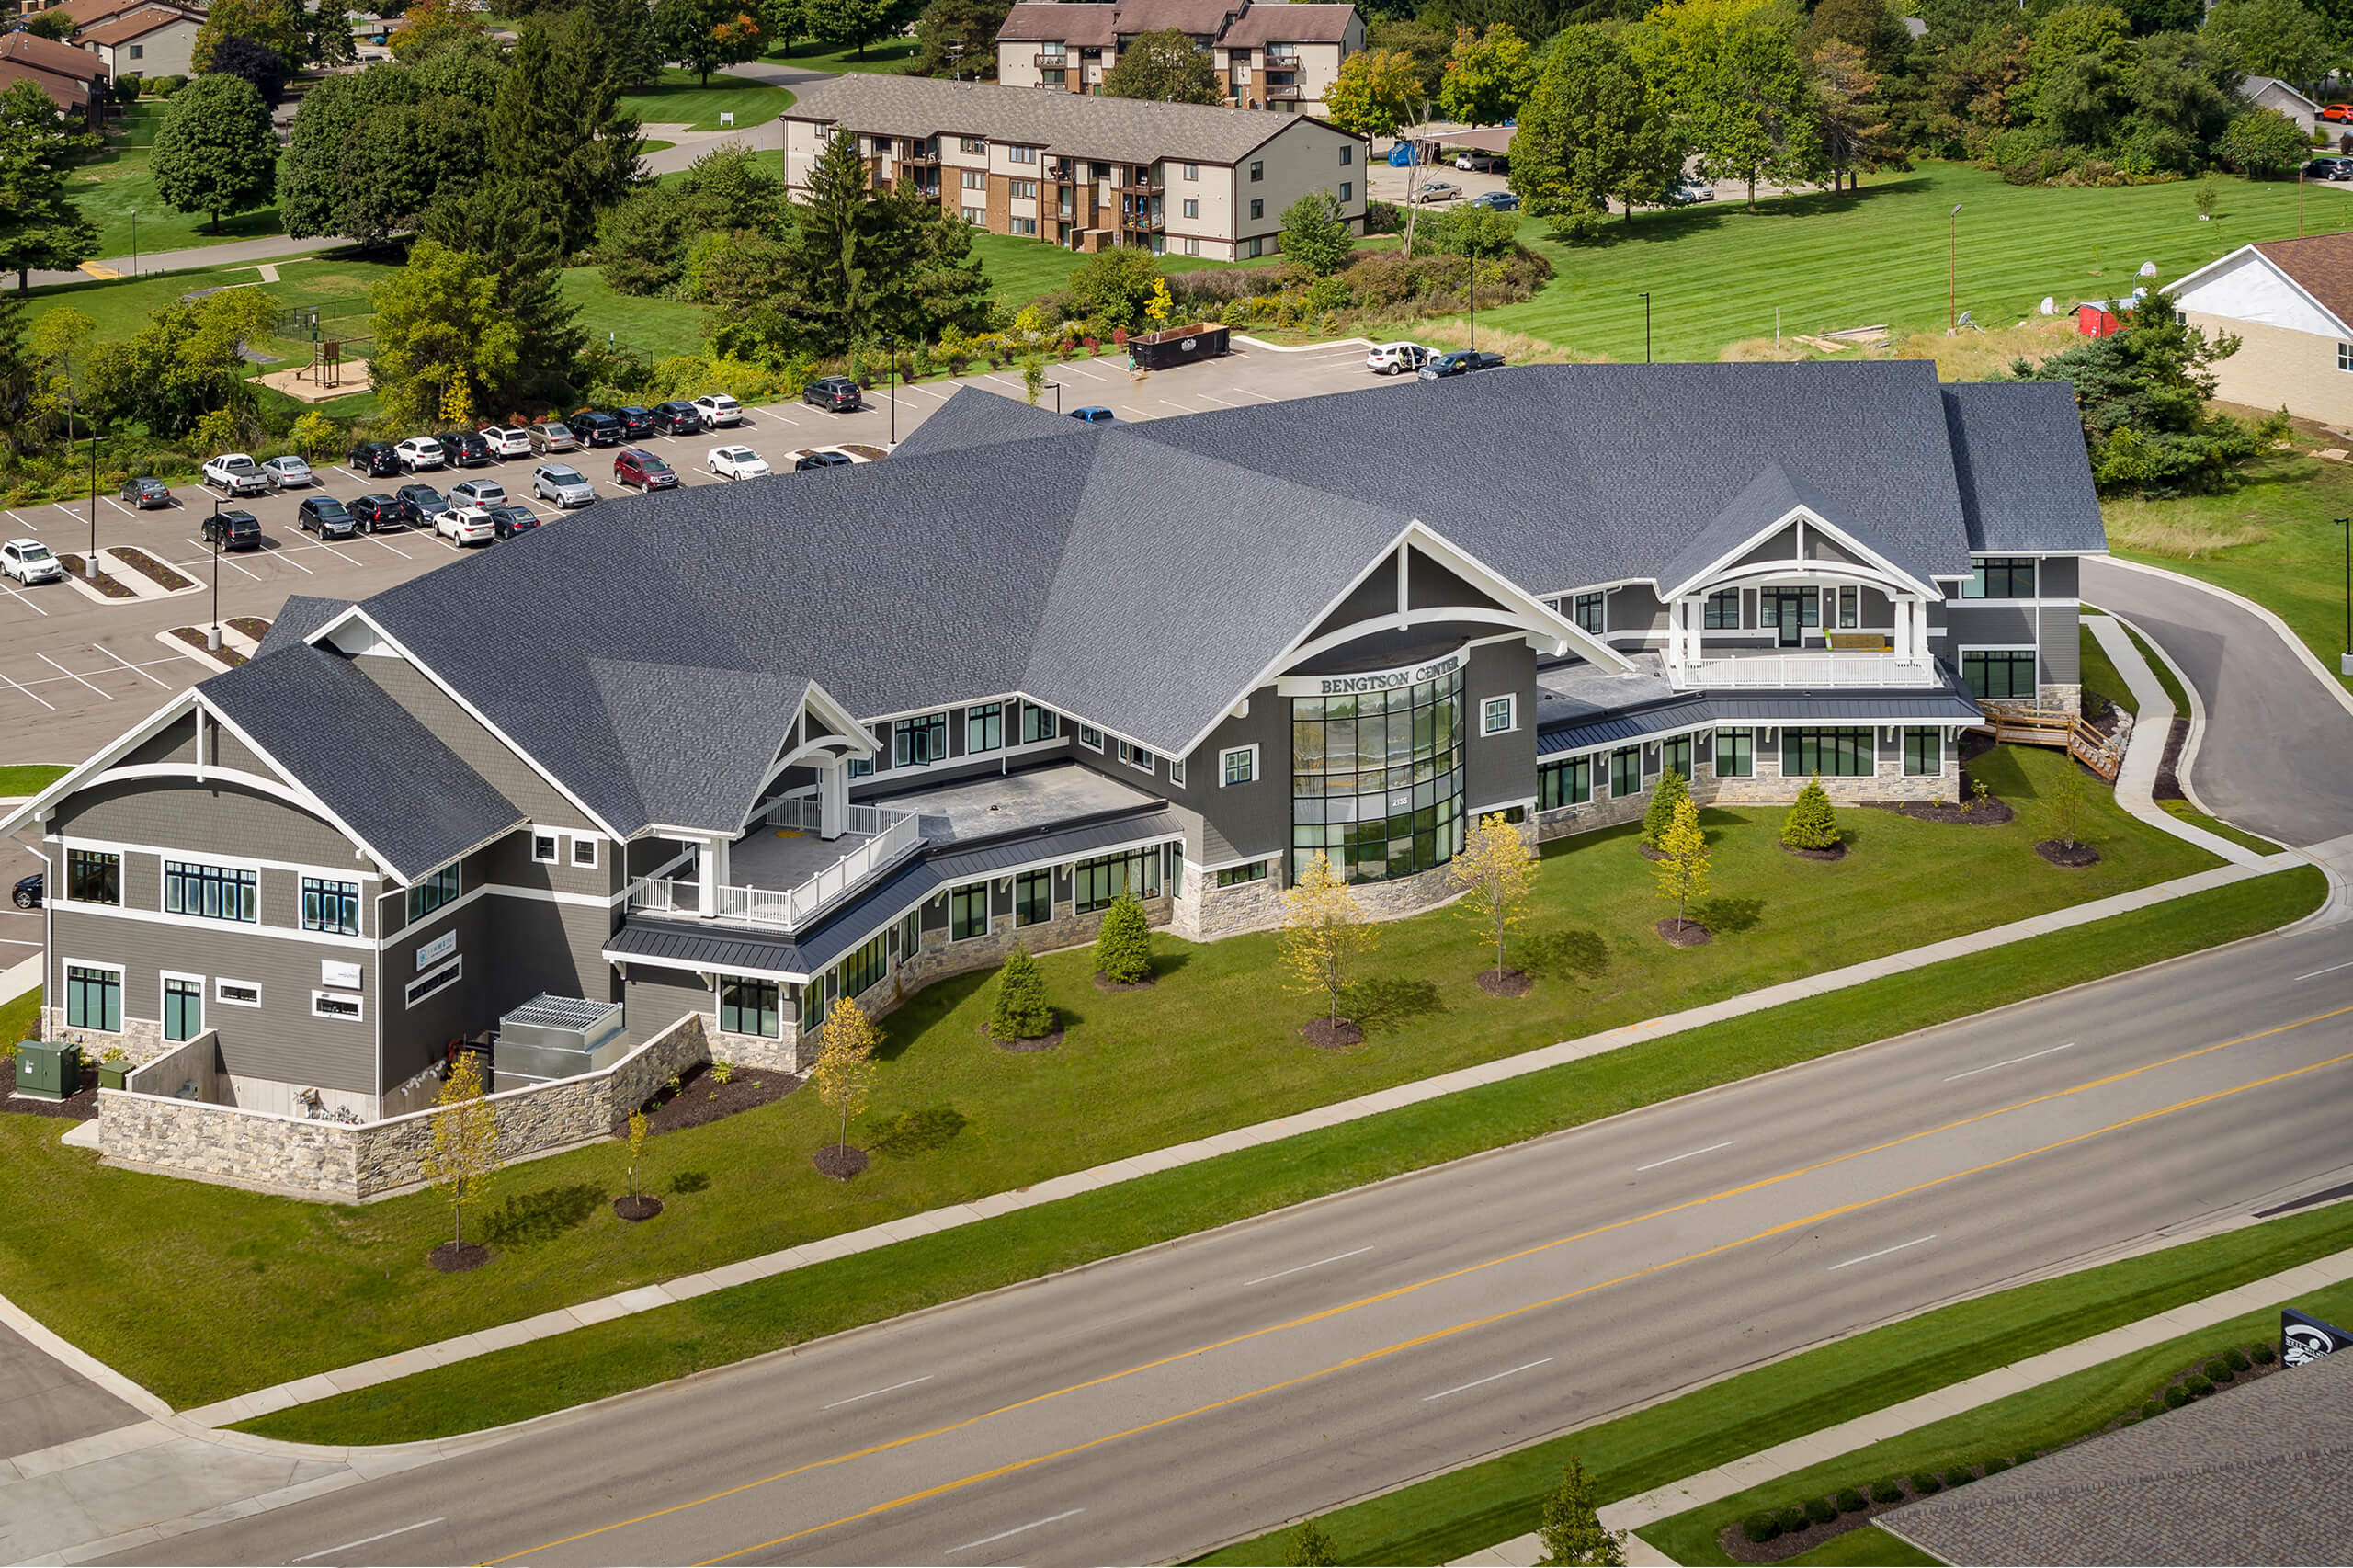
[[152, 74, 186, 97], [2203, 1357, 2234, 1382], [1094, 892, 1153, 984], [1782, 778, 1841, 850], [1365, 199, 1404, 234], [989, 946, 1054, 1041], [1802, 1495, 1836, 1526], [1835, 1487, 1866, 1513], [2141, 1400, 2163, 1419], [2164, 1383, 2191, 1408], [2224, 1347, 2250, 1372], [2185, 1373, 2213, 1396], [111, 73, 142, 105], [1742, 1513, 1780, 1544], [1774, 1504, 1809, 1535], [1943, 1467, 1975, 1489], [1981, 1456, 2010, 1475], [1870, 1480, 1904, 1506], [2252, 1342, 2277, 1365], [1909, 1471, 1942, 1495], [1641, 768, 1688, 848]]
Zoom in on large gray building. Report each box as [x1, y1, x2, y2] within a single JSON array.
[[4, 363, 2104, 1126]]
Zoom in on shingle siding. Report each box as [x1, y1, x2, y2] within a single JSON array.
[[56, 778, 360, 870]]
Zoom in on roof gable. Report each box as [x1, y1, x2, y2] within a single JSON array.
[[2177, 239, 2353, 336]]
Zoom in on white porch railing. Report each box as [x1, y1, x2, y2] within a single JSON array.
[[628, 807, 925, 932], [1669, 652, 1936, 688], [760, 795, 907, 840]]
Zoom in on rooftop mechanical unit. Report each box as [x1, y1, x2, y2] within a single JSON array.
[[494, 994, 629, 1091]]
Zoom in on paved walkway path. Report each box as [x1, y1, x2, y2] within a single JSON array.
[[2085, 613, 2268, 867], [1447, 1244, 2353, 1567]]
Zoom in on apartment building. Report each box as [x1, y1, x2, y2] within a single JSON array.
[[0, 28, 107, 123], [77, 2, 202, 79], [1214, 5, 1360, 113], [780, 75, 1366, 259], [996, 0, 1361, 113]]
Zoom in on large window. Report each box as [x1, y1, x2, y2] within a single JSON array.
[[1963, 558, 2037, 599], [1074, 847, 1162, 913], [1290, 665, 1465, 884], [1783, 727, 1874, 778], [950, 882, 989, 940], [1661, 734, 1693, 778], [1539, 756, 1590, 809], [405, 863, 460, 923], [833, 932, 890, 1003], [894, 712, 948, 767], [1021, 703, 1058, 744], [165, 860, 256, 923], [65, 849, 119, 905], [966, 702, 1003, 754], [302, 877, 359, 937], [1574, 592, 1605, 634], [720, 976, 780, 1038], [1609, 747, 1641, 799], [1015, 869, 1052, 926], [164, 977, 202, 1042], [1702, 590, 1741, 630], [1962, 649, 2039, 700], [1715, 728, 1755, 778], [66, 964, 119, 1032], [1904, 728, 1943, 777]]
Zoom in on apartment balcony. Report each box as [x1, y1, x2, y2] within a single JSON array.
[[1117, 178, 1165, 197], [625, 799, 926, 934], [1666, 649, 1938, 690], [1033, 52, 1071, 66], [1264, 84, 1303, 100]]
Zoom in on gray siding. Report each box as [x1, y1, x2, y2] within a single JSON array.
[[1188, 693, 1291, 866], [2039, 555, 2080, 597], [353, 655, 583, 830], [626, 966, 713, 1046], [2040, 603, 2080, 685], [1609, 585, 1667, 635], [1941, 605, 2037, 651], [1465, 640, 1537, 809], [55, 778, 364, 871], [210, 726, 284, 782], [124, 715, 198, 768]]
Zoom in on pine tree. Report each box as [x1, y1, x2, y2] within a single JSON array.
[[1094, 892, 1154, 984], [1537, 1457, 1628, 1567], [592, 0, 663, 89], [990, 946, 1054, 1041], [1781, 778, 1841, 851], [489, 12, 644, 255], [1641, 767, 1688, 848]]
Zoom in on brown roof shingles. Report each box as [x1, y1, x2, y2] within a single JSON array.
[[0, 28, 107, 79], [80, 5, 199, 45], [1220, 4, 1357, 45], [2254, 233, 2353, 330]]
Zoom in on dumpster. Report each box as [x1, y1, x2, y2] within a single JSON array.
[[1128, 323, 1229, 371], [16, 1040, 80, 1101]]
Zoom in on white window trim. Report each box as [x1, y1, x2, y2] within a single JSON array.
[[63, 958, 126, 1035], [1482, 694, 1518, 735], [531, 831, 559, 864], [570, 836, 599, 869], [1078, 725, 1105, 752], [312, 989, 366, 1022], [160, 970, 206, 1040], [214, 977, 263, 1007], [949, 881, 989, 941], [1169, 756, 1187, 787], [1220, 744, 1260, 786], [1118, 740, 1155, 775], [405, 956, 463, 1008]]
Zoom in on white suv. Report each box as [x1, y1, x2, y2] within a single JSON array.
[[395, 437, 447, 472], [1366, 343, 1432, 376], [437, 506, 495, 546], [0, 539, 63, 585], [478, 426, 533, 459], [202, 452, 269, 495], [692, 393, 744, 427]]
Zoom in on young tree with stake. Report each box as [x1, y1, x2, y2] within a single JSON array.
[[1652, 796, 1710, 940], [1538, 1456, 1629, 1567], [1449, 811, 1536, 985], [810, 995, 880, 1171], [1279, 850, 1377, 1032], [422, 1051, 498, 1256]]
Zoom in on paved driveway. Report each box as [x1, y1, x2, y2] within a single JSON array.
[[0, 1320, 142, 1465]]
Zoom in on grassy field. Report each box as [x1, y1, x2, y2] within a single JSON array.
[[65, 104, 287, 260], [768, 37, 919, 73], [238, 865, 2322, 1445], [2077, 618, 2135, 719], [618, 67, 795, 132], [1200, 1190, 2353, 1566], [0, 764, 71, 793], [1480, 161, 2353, 365]]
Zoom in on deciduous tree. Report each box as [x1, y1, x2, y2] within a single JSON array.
[[84, 288, 275, 436], [1438, 23, 1538, 124], [2202, 0, 2330, 83], [909, 0, 1010, 75], [194, 0, 309, 73], [1279, 189, 1355, 274], [368, 239, 523, 428], [806, 0, 921, 60], [624, 1106, 649, 1199], [2217, 106, 2311, 175], [1101, 28, 1223, 103], [1068, 245, 1165, 327], [1279, 850, 1377, 1028], [1538, 1457, 1629, 1567], [422, 1051, 499, 1250], [1449, 812, 1536, 983], [0, 81, 99, 290], [1634, 0, 1823, 208], [1324, 47, 1428, 138], [390, 0, 492, 61], [654, 0, 768, 85], [990, 946, 1054, 1040], [1510, 26, 1684, 238], [2038, 770, 2093, 850], [1812, 38, 1893, 190], [419, 179, 585, 407], [1285, 1518, 1340, 1567], [18, 9, 74, 40], [1652, 796, 1711, 937], [209, 35, 290, 105], [152, 73, 277, 232], [811, 995, 880, 1157]]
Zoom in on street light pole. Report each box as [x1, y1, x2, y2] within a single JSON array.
[[83, 410, 98, 581], [1050, 381, 1063, 415], [1467, 252, 1475, 351], [2338, 515, 2351, 676], [1639, 290, 1652, 363], [887, 337, 898, 446], [208, 499, 222, 653], [1948, 202, 1962, 332]]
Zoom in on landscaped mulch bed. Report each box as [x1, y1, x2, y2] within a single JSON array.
[[1780, 841, 1847, 861], [168, 626, 247, 665], [1301, 1017, 1364, 1050], [1656, 917, 1712, 947], [625, 1060, 800, 1137], [1877, 794, 2015, 826], [428, 1240, 490, 1274], [0, 1058, 98, 1121], [841, 444, 889, 461], [2155, 716, 2191, 801], [612, 1194, 665, 1221], [1476, 967, 1532, 997], [1093, 971, 1154, 992], [228, 616, 273, 642], [1637, 844, 1668, 862], [2036, 839, 2101, 868], [992, 1026, 1064, 1053], [56, 555, 132, 598], [813, 1143, 870, 1182], [110, 547, 192, 592]]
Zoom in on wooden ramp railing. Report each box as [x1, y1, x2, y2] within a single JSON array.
[[1982, 707, 2123, 782]]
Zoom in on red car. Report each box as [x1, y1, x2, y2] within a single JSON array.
[[2324, 103, 2353, 122], [613, 448, 680, 493]]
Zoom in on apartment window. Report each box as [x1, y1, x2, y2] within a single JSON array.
[[1185, 237, 1200, 256], [301, 877, 360, 937], [834, 931, 889, 1002], [1714, 727, 1755, 778], [1609, 747, 1641, 799], [1221, 744, 1258, 786], [721, 976, 780, 1038], [1007, 143, 1038, 164], [66, 964, 120, 1032], [1183, 198, 1199, 219], [1904, 728, 1943, 777], [1010, 178, 1038, 199], [531, 831, 558, 863], [1250, 198, 1263, 220], [165, 860, 256, 923], [1021, 703, 1058, 744], [1574, 592, 1605, 634], [1092, 160, 1111, 176], [898, 909, 920, 960], [961, 168, 985, 189], [405, 863, 460, 922], [1041, 67, 1066, 84], [1074, 847, 1161, 914], [1702, 590, 1740, 630], [849, 756, 875, 778], [963, 206, 985, 225], [1015, 868, 1052, 926], [1340, 144, 1353, 165], [1010, 216, 1038, 235], [1169, 756, 1187, 786], [1539, 756, 1591, 809], [966, 702, 1004, 753], [1078, 724, 1105, 751], [1662, 733, 1693, 778], [1836, 585, 1859, 629], [2341, 341, 2353, 373], [1117, 739, 1155, 774], [1339, 181, 1352, 202], [961, 135, 986, 153], [1962, 557, 2037, 599], [1962, 649, 2039, 699], [1215, 860, 1267, 887], [1782, 727, 1874, 778], [894, 711, 949, 767], [406, 958, 462, 1007], [1481, 695, 1516, 735], [65, 848, 119, 904], [1182, 162, 1198, 179], [1249, 160, 1263, 181], [950, 882, 989, 940], [1247, 236, 1264, 257], [214, 979, 261, 1007], [312, 990, 364, 1021], [164, 977, 203, 1041], [129, 42, 142, 58]]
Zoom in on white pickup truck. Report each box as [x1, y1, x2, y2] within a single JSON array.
[[202, 453, 270, 496]]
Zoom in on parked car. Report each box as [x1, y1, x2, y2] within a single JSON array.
[[1068, 406, 1117, 423], [479, 425, 534, 460], [437, 506, 496, 546], [1667, 180, 1716, 204], [804, 376, 861, 413], [489, 503, 541, 540], [296, 496, 358, 539], [394, 483, 451, 527], [1366, 342, 1432, 375], [533, 463, 597, 507], [1, 538, 63, 585], [795, 449, 857, 471], [2307, 156, 2353, 180], [1412, 179, 1462, 203], [568, 410, 623, 447], [650, 401, 704, 436], [449, 478, 508, 509], [528, 420, 578, 455], [692, 393, 744, 427], [437, 430, 493, 467], [1466, 189, 1520, 211], [615, 405, 655, 440], [259, 455, 316, 489], [1453, 152, 1505, 172], [349, 493, 407, 532], [614, 448, 680, 492], [1418, 349, 1506, 379], [347, 440, 401, 478], [394, 436, 447, 472], [708, 444, 770, 479], [202, 452, 269, 495], [2324, 102, 2353, 122], [119, 476, 173, 509], [11, 871, 39, 910], [201, 507, 263, 550]]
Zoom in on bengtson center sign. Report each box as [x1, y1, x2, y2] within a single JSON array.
[[1274, 648, 1469, 699]]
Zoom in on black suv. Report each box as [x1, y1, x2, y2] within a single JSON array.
[[795, 449, 856, 471], [804, 376, 861, 413], [394, 483, 450, 527], [436, 430, 493, 467], [569, 409, 624, 447], [615, 405, 655, 440], [490, 505, 541, 540], [296, 496, 358, 539], [347, 440, 401, 478], [350, 493, 406, 532], [649, 401, 704, 437], [201, 507, 262, 551]]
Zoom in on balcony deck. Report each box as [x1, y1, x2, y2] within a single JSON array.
[[1670, 648, 1938, 689], [867, 761, 1159, 846]]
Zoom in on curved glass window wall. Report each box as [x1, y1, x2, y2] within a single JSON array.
[[1290, 668, 1465, 882]]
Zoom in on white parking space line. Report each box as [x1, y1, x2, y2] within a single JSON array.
[[820, 1374, 933, 1412], [1233, 388, 1279, 402], [1634, 1140, 1736, 1173], [1158, 399, 1199, 413], [50, 504, 92, 528], [907, 384, 952, 401], [1191, 392, 1239, 407], [1243, 1245, 1372, 1287], [1423, 1358, 1553, 1403], [335, 466, 369, 483], [1060, 363, 1107, 381], [35, 653, 110, 700], [0, 581, 50, 617], [983, 374, 1026, 392], [190, 540, 263, 581], [0, 669, 53, 710], [88, 644, 171, 688], [4, 509, 42, 532], [1942, 1042, 2073, 1083], [101, 496, 140, 518], [1827, 1234, 1937, 1272], [369, 533, 413, 558], [262, 542, 315, 574], [949, 1509, 1084, 1554]]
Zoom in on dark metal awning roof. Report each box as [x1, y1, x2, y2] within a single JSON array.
[[1537, 687, 1982, 756]]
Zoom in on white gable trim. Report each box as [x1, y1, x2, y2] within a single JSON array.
[[2171, 244, 2353, 339], [1662, 504, 1937, 600], [0, 690, 199, 839]]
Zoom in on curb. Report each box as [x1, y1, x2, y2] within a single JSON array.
[[2097, 555, 2353, 720]]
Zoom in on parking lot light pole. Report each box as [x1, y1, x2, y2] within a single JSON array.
[[83, 413, 99, 582], [887, 338, 898, 446], [208, 501, 222, 653], [1467, 252, 1475, 351], [1639, 291, 1652, 363], [1050, 381, 1063, 415], [2338, 516, 2351, 676]]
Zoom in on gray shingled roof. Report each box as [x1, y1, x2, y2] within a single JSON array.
[[199, 645, 523, 881], [255, 595, 352, 659], [1941, 382, 2109, 556], [782, 74, 1312, 165], [1884, 1348, 2353, 1566], [587, 661, 809, 834], [1652, 462, 1932, 598]]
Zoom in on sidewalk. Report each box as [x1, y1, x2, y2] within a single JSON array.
[[1446, 1244, 2353, 1567], [2085, 614, 2267, 867]]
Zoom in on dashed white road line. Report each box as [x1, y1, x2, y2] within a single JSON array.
[[35, 652, 110, 700], [2296, 959, 2353, 983], [949, 1509, 1085, 1554], [1422, 1357, 1554, 1402], [87, 643, 171, 688], [1942, 1042, 2074, 1083], [288, 1517, 447, 1563], [1634, 1140, 1736, 1173], [1827, 1233, 1938, 1272], [820, 1374, 933, 1412], [1243, 1244, 1372, 1287]]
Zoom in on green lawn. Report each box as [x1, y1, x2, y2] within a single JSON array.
[[21, 255, 397, 346], [562, 266, 707, 359], [1480, 161, 2353, 365], [618, 66, 795, 132], [1201, 1184, 2353, 1567], [768, 37, 919, 74], [0, 765, 70, 794], [2077, 617, 2135, 719], [0, 988, 38, 1047], [65, 104, 288, 261]]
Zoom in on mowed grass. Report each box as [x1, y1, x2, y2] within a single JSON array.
[[1479, 161, 2353, 365], [617, 66, 795, 132], [240, 865, 2323, 1446], [0, 745, 2221, 1418], [0, 764, 71, 793], [768, 37, 919, 73], [2077, 617, 2136, 718], [65, 104, 288, 259]]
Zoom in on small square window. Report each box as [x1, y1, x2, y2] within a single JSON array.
[[1482, 695, 1516, 735], [1078, 724, 1104, 751], [2339, 341, 2352, 373], [1222, 745, 1257, 786], [1340, 145, 1353, 165], [571, 837, 597, 869], [1182, 162, 1198, 179], [531, 833, 558, 863], [1339, 181, 1352, 202], [1169, 756, 1187, 786], [1183, 198, 1199, 219]]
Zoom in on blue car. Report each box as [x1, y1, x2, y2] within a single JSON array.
[[1068, 406, 1117, 424], [1467, 190, 1521, 211]]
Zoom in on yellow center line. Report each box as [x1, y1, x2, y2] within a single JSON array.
[[479, 1003, 2353, 1568]]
